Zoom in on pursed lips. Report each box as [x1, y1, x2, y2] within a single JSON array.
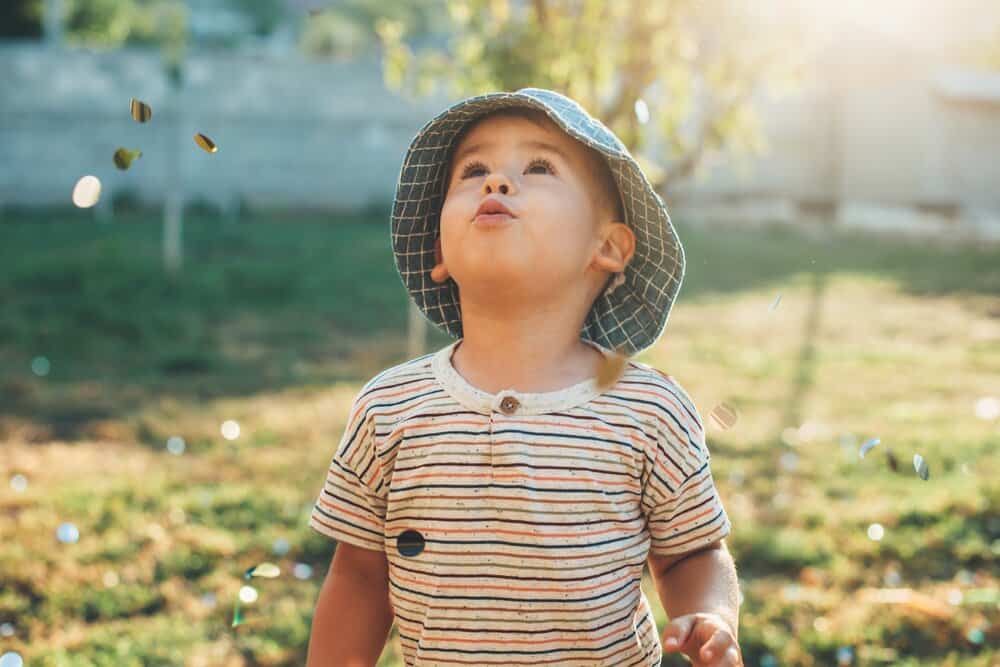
[[474, 197, 515, 220]]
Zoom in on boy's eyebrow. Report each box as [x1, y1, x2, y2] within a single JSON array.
[[451, 139, 571, 167]]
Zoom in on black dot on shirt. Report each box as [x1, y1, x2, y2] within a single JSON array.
[[397, 529, 425, 557]]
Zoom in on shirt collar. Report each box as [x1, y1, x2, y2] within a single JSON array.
[[431, 338, 614, 415]]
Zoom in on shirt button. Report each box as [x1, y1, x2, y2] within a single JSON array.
[[499, 396, 520, 414]]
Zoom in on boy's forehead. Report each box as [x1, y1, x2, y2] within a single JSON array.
[[451, 113, 582, 164]]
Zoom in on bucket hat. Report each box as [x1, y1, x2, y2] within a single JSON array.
[[391, 87, 685, 356]]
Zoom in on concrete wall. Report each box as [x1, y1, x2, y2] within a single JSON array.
[[0, 43, 450, 212], [2, 40, 999, 239]]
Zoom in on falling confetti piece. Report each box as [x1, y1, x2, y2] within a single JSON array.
[[166, 436, 185, 455], [56, 522, 79, 544], [634, 98, 650, 125], [867, 523, 884, 541], [596, 349, 628, 390], [239, 585, 258, 603], [293, 562, 313, 580], [113, 147, 142, 170], [913, 453, 929, 480], [859, 437, 880, 459], [221, 419, 240, 440], [231, 597, 243, 627], [769, 294, 782, 311], [974, 396, 999, 421], [194, 133, 218, 153], [779, 451, 798, 471], [244, 562, 281, 579], [398, 529, 425, 557], [885, 448, 899, 473], [836, 646, 854, 665], [966, 627, 985, 644], [0, 623, 13, 637], [272, 538, 290, 556], [31, 355, 50, 376], [72, 175, 102, 208], [10, 474, 27, 493], [130, 98, 152, 123], [708, 403, 739, 430], [0, 653, 24, 667]]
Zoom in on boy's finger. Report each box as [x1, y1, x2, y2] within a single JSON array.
[[699, 627, 738, 664], [661, 615, 696, 652]]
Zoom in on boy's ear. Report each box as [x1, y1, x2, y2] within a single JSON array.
[[430, 235, 451, 283], [591, 221, 635, 274]]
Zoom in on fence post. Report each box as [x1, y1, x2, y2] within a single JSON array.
[[407, 301, 427, 359]]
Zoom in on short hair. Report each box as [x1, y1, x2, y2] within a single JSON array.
[[442, 107, 625, 223]]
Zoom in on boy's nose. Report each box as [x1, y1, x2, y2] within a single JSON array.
[[482, 172, 515, 196]]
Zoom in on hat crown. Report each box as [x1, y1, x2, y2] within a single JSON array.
[[515, 88, 628, 155]]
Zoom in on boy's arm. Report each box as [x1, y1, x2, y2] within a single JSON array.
[[306, 542, 394, 667], [648, 539, 739, 633]]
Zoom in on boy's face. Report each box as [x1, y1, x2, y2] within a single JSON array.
[[437, 113, 618, 304]]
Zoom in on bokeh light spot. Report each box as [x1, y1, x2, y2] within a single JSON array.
[[56, 522, 80, 544], [72, 175, 102, 208], [221, 420, 241, 440], [867, 523, 885, 541]]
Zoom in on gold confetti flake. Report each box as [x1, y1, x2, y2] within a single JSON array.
[[112, 147, 142, 171], [72, 175, 102, 208], [596, 348, 628, 391], [194, 133, 218, 153], [130, 98, 152, 123], [708, 402, 739, 430]]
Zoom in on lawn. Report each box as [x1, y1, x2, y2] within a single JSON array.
[[0, 209, 997, 666]]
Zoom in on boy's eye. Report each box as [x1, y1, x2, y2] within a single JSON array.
[[460, 161, 488, 179], [525, 158, 555, 174], [459, 157, 556, 179]]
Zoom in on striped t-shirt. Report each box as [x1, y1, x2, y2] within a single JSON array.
[[310, 338, 732, 666]]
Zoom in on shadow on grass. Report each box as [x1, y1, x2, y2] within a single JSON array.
[[1, 209, 998, 442]]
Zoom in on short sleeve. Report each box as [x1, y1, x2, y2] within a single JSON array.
[[641, 378, 731, 556], [309, 390, 387, 552]]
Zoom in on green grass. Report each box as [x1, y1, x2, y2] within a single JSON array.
[[0, 209, 997, 666]]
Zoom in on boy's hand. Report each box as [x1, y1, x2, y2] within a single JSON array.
[[662, 612, 742, 666]]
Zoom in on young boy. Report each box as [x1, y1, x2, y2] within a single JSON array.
[[307, 88, 742, 667]]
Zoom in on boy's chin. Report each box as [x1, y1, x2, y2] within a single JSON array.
[[452, 268, 570, 294]]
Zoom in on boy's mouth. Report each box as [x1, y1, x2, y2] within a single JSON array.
[[474, 197, 515, 220]]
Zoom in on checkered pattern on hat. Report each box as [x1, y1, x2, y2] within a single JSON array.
[[391, 87, 686, 356]]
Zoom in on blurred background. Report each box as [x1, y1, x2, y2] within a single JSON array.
[[0, 1, 998, 665]]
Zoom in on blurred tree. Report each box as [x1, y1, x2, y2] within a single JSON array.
[[20, 0, 285, 48], [362, 0, 806, 193], [0, 0, 43, 39], [224, 0, 286, 37], [298, 0, 442, 60]]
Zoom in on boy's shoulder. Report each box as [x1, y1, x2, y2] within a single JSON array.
[[621, 358, 703, 425], [350, 349, 439, 408], [623, 357, 695, 399]]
